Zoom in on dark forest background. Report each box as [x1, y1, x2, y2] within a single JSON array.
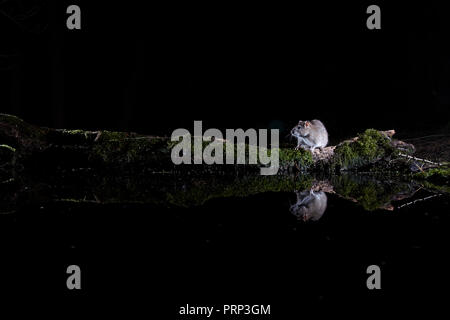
[[1, 1, 449, 143]]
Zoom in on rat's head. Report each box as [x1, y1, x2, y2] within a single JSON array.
[[291, 120, 312, 138], [290, 204, 312, 221]]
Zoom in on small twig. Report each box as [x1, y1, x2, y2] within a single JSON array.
[[398, 153, 442, 166], [404, 134, 450, 141], [398, 194, 442, 209], [415, 162, 425, 172]]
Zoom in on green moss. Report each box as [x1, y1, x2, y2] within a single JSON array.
[[277, 147, 314, 171], [414, 166, 450, 186], [166, 175, 313, 207], [4, 114, 436, 178], [97, 131, 130, 141], [61, 129, 91, 140], [331, 174, 411, 211], [333, 129, 393, 170], [15, 170, 313, 209], [414, 167, 450, 179], [419, 181, 450, 194], [278, 148, 313, 163], [0, 144, 16, 153], [0, 113, 46, 142], [63, 129, 85, 135], [90, 131, 170, 165], [168, 134, 312, 169]]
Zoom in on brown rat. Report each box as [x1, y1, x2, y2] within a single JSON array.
[[291, 120, 328, 151], [290, 189, 328, 222]]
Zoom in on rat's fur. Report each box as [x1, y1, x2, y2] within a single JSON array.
[[291, 120, 328, 151], [290, 190, 328, 222]]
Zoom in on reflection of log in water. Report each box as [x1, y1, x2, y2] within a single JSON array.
[[0, 168, 445, 214], [327, 174, 422, 211], [1, 114, 449, 213], [397, 194, 442, 209], [0, 113, 425, 175]]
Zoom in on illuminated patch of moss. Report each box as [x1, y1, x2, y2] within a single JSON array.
[[0, 113, 46, 149], [419, 181, 450, 194], [63, 129, 85, 135], [331, 174, 411, 211], [60, 129, 91, 140], [277, 148, 314, 171], [333, 129, 393, 170], [0, 144, 16, 153], [279, 148, 313, 163], [91, 131, 169, 164], [414, 166, 450, 185], [0, 114, 45, 137], [25, 171, 313, 208]]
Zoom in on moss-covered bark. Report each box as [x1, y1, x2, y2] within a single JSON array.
[[332, 129, 395, 170], [329, 174, 419, 211], [1, 171, 313, 212], [0, 114, 420, 175], [1, 114, 449, 214], [2, 169, 439, 213]]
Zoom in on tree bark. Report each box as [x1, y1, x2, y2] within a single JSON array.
[[1, 114, 449, 213]]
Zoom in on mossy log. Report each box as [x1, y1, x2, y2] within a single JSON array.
[[1, 114, 448, 213], [0, 167, 436, 214], [0, 113, 427, 177]]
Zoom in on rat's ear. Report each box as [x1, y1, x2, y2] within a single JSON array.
[[305, 121, 311, 127]]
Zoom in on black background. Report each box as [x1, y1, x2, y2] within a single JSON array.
[[1, 0, 450, 316], [1, 1, 450, 140]]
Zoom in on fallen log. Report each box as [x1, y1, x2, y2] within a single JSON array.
[[0, 113, 419, 175], [1, 113, 449, 213], [0, 168, 434, 213]]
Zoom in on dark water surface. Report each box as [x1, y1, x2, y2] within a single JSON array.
[[1, 187, 449, 314]]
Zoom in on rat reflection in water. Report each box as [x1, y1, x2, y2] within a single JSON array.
[[290, 189, 328, 222]]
